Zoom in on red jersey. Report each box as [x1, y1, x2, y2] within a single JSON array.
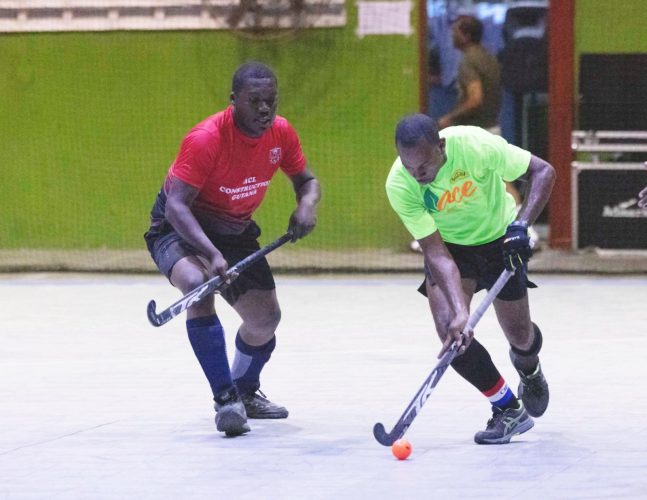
[[165, 106, 306, 222]]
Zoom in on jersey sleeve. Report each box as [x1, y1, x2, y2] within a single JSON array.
[[470, 128, 531, 182], [279, 121, 307, 176], [386, 165, 438, 241], [171, 128, 219, 189]]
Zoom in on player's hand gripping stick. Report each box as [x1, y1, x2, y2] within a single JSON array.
[[502, 220, 532, 272], [147, 231, 293, 327]]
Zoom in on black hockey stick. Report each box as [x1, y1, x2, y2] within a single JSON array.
[[373, 268, 515, 446], [147, 231, 293, 327]]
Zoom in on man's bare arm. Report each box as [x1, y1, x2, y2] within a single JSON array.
[[516, 155, 556, 225], [165, 177, 228, 279], [288, 167, 321, 241]]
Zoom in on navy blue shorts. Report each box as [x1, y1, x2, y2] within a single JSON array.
[[418, 236, 536, 301], [144, 219, 275, 306]]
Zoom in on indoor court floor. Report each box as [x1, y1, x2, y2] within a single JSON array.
[[2, 272, 646, 499]]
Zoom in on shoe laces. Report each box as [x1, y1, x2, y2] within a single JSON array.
[[524, 380, 543, 397], [486, 407, 504, 429], [245, 389, 269, 403], [520, 368, 545, 396]]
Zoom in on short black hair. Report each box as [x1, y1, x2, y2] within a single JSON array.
[[395, 114, 440, 148], [455, 15, 483, 43], [232, 61, 277, 94]]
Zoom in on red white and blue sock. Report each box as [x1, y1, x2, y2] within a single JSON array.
[[484, 377, 517, 410], [450, 340, 519, 410]]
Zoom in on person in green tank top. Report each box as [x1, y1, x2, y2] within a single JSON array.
[[385, 114, 555, 444]]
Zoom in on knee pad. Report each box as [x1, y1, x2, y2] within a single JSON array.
[[510, 322, 543, 357]]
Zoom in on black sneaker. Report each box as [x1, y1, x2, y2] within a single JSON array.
[[214, 387, 250, 437], [241, 390, 289, 419], [516, 362, 549, 417], [474, 403, 534, 445], [215, 400, 250, 437]]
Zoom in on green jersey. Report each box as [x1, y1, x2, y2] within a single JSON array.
[[386, 126, 531, 245]]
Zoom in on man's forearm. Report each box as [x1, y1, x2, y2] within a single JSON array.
[[427, 255, 468, 317], [446, 101, 478, 123], [295, 177, 321, 206], [166, 202, 219, 259], [516, 157, 556, 224]]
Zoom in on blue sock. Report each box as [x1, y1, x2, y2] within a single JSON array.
[[484, 377, 518, 410], [231, 333, 276, 396], [186, 315, 234, 399]]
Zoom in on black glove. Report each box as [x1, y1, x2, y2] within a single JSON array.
[[502, 221, 532, 271]]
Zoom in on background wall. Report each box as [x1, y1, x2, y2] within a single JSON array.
[[3, 0, 646, 268], [575, 0, 647, 54], [0, 1, 419, 259], [574, 0, 647, 125]]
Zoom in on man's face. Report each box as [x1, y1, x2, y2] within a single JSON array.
[[452, 22, 467, 50], [231, 77, 278, 138], [398, 138, 447, 185]]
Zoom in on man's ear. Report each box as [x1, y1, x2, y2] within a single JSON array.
[[229, 92, 235, 105]]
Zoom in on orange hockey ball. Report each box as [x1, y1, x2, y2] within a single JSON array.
[[391, 439, 412, 460]]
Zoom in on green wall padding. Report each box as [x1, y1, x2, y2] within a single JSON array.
[[1, 4, 419, 255]]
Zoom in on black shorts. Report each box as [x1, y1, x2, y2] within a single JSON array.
[[418, 236, 536, 301], [144, 219, 275, 306]]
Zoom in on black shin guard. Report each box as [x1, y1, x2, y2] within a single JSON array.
[[510, 323, 543, 357], [510, 323, 543, 374], [450, 339, 503, 393]]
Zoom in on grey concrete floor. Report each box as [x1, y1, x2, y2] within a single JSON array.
[[1, 273, 647, 499]]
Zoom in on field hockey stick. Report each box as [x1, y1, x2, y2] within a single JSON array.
[[147, 231, 293, 327], [372, 268, 515, 446]]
